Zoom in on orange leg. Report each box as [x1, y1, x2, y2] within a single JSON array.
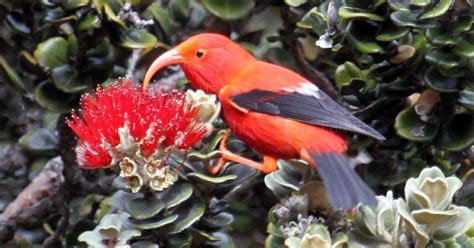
[[208, 130, 278, 174]]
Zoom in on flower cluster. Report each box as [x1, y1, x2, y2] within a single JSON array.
[[67, 79, 207, 192]]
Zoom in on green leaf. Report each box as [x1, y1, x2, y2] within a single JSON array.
[[338, 7, 384, 21], [125, 197, 165, 220], [202, 212, 234, 228], [64, 0, 90, 10], [296, 7, 327, 36], [335, 62, 365, 90], [78, 12, 100, 30], [51, 65, 90, 93], [168, 231, 192, 248], [34, 37, 68, 69], [425, 28, 462, 46], [425, 49, 460, 70], [450, 15, 473, 33], [205, 232, 236, 248], [0, 56, 25, 92], [147, 3, 178, 37], [391, 10, 436, 28], [453, 41, 474, 60], [187, 172, 237, 184], [201, 0, 255, 21], [424, 67, 458, 93], [346, 21, 384, 54], [435, 114, 474, 151], [121, 28, 158, 49], [34, 81, 78, 113], [133, 214, 179, 230], [410, 0, 430, 6], [159, 182, 193, 209], [285, 0, 307, 7], [103, 3, 126, 28], [420, 0, 454, 19], [167, 197, 205, 234], [376, 24, 410, 41], [131, 241, 159, 248], [18, 128, 58, 154], [394, 107, 439, 142], [169, 0, 190, 19]]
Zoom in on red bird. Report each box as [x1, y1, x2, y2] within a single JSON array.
[[143, 33, 385, 210]]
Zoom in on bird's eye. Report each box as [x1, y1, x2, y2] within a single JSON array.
[[196, 49, 204, 58]]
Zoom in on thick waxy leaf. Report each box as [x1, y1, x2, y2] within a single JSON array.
[[435, 114, 474, 151], [205, 232, 236, 248], [453, 41, 474, 60], [146, 3, 178, 36], [425, 50, 460, 70], [394, 107, 438, 142], [0, 56, 25, 92], [201, 0, 254, 21], [78, 13, 100, 30], [169, 0, 190, 19], [335, 61, 365, 90], [424, 67, 459, 92], [131, 241, 159, 248], [51, 65, 90, 93], [376, 24, 410, 41], [167, 197, 205, 234], [419, 0, 454, 19], [34, 81, 78, 113], [285, 0, 307, 7], [432, 206, 473, 241], [18, 128, 58, 154], [202, 212, 234, 228], [125, 197, 165, 220], [346, 21, 384, 54], [411, 209, 457, 225], [410, 0, 430, 6], [64, 0, 89, 10], [187, 172, 237, 184], [425, 28, 462, 46], [103, 3, 126, 27], [397, 199, 430, 247], [159, 182, 193, 209], [121, 28, 158, 49], [34, 37, 68, 69], [168, 232, 192, 247], [391, 10, 436, 28], [133, 214, 179, 230], [338, 7, 384, 21]]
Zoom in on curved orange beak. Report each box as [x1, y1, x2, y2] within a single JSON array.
[[143, 49, 184, 89]]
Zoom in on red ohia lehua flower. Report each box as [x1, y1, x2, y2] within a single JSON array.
[[67, 79, 207, 192]]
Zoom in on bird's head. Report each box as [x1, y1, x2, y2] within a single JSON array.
[[143, 33, 256, 94]]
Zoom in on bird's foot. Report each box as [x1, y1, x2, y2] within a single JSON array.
[[208, 130, 278, 174]]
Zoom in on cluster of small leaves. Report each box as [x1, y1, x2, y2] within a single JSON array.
[[267, 167, 474, 248]]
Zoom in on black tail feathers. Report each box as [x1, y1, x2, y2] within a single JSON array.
[[309, 151, 377, 211]]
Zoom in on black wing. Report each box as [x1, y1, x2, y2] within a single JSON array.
[[231, 89, 385, 140]]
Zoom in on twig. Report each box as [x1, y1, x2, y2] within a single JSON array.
[[0, 157, 66, 243], [279, 7, 339, 101], [290, 41, 339, 100], [41, 206, 69, 248]]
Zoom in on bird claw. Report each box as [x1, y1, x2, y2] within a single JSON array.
[[208, 130, 232, 175]]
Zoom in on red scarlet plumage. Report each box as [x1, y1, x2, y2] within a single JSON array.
[[143, 33, 385, 210]]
